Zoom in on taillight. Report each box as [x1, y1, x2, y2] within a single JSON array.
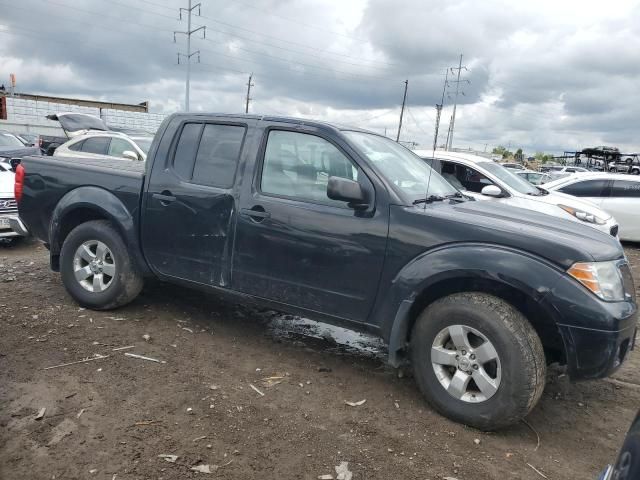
[[14, 163, 25, 203]]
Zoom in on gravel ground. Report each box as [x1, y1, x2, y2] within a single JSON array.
[[1, 238, 639, 480]]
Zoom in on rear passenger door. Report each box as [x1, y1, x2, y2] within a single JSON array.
[[142, 119, 249, 285]]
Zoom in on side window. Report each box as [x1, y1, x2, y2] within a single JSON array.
[[566, 168, 576, 173], [611, 180, 640, 198], [559, 179, 608, 197], [192, 124, 245, 187], [172, 123, 203, 180], [68, 140, 85, 152], [260, 130, 358, 204], [455, 164, 493, 193], [81, 137, 110, 154], [109, 138, 136, 159], [440, 161, 465, 191]]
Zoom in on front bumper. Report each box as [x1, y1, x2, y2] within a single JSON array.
[[547, 273, 638, 380], [8, 216, 29, 236]]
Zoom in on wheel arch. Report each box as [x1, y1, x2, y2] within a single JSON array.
[[49, 186, 146, 273], [382, 245, 568, 368]]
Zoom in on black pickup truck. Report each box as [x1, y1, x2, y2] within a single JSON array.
[[14, 113, 637, 430]]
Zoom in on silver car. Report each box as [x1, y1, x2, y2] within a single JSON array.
[[54, 132, 152, 162]]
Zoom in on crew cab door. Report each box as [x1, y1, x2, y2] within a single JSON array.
[[232, 125, 389, 323], [142, 117, 251, 285]]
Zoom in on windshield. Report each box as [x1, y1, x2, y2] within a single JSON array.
[[0, 132, 25, 147], [344, 131, 459, 201], [132, 137, 152, 154], [478, 161, 541, 195]]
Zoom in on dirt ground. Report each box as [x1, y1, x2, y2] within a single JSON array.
[[1, 239, 639, 480]]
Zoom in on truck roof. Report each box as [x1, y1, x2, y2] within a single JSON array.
[[166, 112, 378, 136]]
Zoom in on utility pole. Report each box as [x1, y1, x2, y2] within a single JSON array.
[[445, 114, 453, 150], [446, 54, 469, 150], [433, 69, 449, 150], [244, 73, 254, 114], [175, 0, 206, 112], [396, 79, 408, 142]]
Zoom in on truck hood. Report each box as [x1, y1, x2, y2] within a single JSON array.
[[0, 145, 40, 158], [401, 199, 622, 269], [46, 113, 109, 138]]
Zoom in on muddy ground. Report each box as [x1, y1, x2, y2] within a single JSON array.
[[1, 239, 639, 480]]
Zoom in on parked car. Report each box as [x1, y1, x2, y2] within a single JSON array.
[[15, 114, 637, 430], [609, 156, 640, 175], [599, 410, 640, 479], [544, 173, 640, 242], [54, 131, 151, 162], [0, 130, 41, 163], [515, 169, 552, 185], [413, 150, 619, 237], [547, 165, 591, 181], [0, 162, 25, 241], [40, 112, 110, 156]]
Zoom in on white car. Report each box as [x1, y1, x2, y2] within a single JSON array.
[[544, 173, 640, 242], [546, 165, 591, 181], [54, 132, 151, 162], [0, 162, 22, 240], [414, 150, 619, 238]]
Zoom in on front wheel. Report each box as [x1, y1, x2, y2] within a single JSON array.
[[410, 292, 546, 430], [60, 220, 143, 310]]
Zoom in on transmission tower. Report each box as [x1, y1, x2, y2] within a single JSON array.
[[174, 0, 206, 112], [446, 54, 470, 151]]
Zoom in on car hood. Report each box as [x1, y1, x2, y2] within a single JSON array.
[[525, 190, 612, 219], [0, 170, 14, 197], [46, 113, 109, 138], [401, 199, 622, 269], [0, 146, 40, 158]]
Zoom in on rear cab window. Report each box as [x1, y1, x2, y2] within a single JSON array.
[[172, 122, 246, 187]]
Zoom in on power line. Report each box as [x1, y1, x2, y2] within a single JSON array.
[[121, 0, 396, 68], [174, 0, 205, 111]]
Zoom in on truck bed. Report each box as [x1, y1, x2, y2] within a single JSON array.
[[19, 155, 145, 244]]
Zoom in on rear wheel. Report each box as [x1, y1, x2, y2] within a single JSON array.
[[410, 292, 546, 430], [60, 220, 143, 310]]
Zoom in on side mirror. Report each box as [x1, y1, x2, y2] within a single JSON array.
[[122, 150, 139, 161], [327, 176, 367, 208], [481, 185, 503, 197]]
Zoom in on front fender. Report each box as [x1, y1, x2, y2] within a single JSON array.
[[375, 243, 568, 366], [49, 187, 143, 269]]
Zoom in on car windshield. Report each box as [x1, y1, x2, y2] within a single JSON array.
[[0, 132, 25, 147], [344, 131, 460, 202], [132, 137, 152, 154], [478, 161, 541, 195]]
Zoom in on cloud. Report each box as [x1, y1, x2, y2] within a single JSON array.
[[0, 0, 638, 153]]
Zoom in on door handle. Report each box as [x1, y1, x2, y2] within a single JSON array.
[[240, 206, 271, 221], [153, 191, 176, 205]]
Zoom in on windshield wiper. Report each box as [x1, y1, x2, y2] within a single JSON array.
[[413, 195, 446, 205], [444, 192, 465, 201]]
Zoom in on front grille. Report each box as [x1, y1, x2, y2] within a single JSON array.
[[0, 197, 17, 215], [610, 225, 619, 237]]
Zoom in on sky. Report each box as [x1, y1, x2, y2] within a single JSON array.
[[1, 0, 639, 154]]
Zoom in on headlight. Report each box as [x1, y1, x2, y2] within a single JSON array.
[[558, 204, 607, 225], [567, 261, 626, 301]]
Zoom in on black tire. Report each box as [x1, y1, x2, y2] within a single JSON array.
[[60, 220, 143, 310], [410, 292, 546, 430]]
